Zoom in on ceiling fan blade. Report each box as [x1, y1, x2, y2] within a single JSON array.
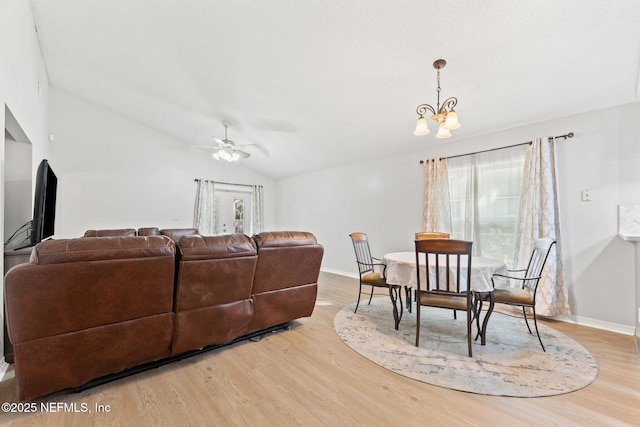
[[192, 145, 222, 151], [237, 150, 251, 158]]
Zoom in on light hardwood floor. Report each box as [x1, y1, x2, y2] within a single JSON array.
[[1, 272, 639, 426]]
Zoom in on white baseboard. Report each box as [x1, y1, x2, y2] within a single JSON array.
[[552, 314, 635, 336], [321, 269, 637, 337], [320, 268, 358, 279]]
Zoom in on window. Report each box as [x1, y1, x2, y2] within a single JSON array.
[[214, 188, 251, 235], [233, 198, 245, 233], [447, 145, 525, 266], [193, 180, 264, 235]]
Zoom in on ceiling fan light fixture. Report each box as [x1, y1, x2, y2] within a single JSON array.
[[210, 121, 250, 162], [213, 149, 240, 162]]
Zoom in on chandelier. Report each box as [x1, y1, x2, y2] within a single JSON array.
[[413, 59, 461, 139]]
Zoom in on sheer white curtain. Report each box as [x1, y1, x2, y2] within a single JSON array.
[[447, 145, 525, 263], [193, 179, 216, 235], [514, 137, 569, 316], [251, 185, 264, 234], [421, 158, 452, 234]]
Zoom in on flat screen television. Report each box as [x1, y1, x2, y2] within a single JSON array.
[[29, 159, 57, 246]]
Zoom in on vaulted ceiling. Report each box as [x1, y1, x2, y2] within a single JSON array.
[[30, 0, 640, 179]]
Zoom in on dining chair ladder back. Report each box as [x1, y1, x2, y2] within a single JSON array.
[[414, 238, 474, 357], [349, 232, 403, 329], [490, 237, 556, 351], [415, 231, 450, 240], [408, 231, 450, 312]]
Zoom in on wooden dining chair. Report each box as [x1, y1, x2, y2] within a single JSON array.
[[415, 231, 450, 240], [415, 238, 474, 357], [349, 232, 403, 330], [489, 237, 556, 351], [407, 232, 450, 312]]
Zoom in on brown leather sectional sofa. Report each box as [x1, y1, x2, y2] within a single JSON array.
[[4, 230, 323, 400]]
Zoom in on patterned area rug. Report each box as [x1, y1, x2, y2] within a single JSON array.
[[334, 298, 598, 397]]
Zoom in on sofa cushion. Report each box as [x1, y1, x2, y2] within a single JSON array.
[[83, 228, 137, 237], [253, 231, 318, 248], [31, 235, 175, 264], [138, 227, 161, 236], [160, 228, 200, 242], [5, 236, 176, 344], [178, 234, 256, 260], [251, 231, 324, 294], [172, 233, 257, 353]]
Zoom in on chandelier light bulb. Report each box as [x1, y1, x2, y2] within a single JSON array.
[[443, 109, 461, 130], [413, 115, 430, 136], [435, 121, 452, 139]]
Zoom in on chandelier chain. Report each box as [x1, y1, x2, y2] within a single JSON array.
[[436, 70, 441, 113]]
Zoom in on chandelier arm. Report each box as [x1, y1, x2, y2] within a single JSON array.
[[416, 104, 437, 117], [439, 97, 458, 115]]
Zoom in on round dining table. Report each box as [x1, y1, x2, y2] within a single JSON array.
[[382, 251, 507, 344], [383, 252, 507, 292]]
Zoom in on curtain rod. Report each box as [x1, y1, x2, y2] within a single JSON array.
[[419, 132, 574, 164], [194, 179, 259, 189]]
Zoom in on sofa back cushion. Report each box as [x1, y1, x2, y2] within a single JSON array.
[[83, 228, 137, 237], [4, 236, 176, 344], [175, 234, 257, 310], [160, 228, 200, 242], [138, 227, 161, 236], [251, 231, 324, 294]]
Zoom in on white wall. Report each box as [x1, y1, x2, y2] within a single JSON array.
[[48, 89, 276, 237], [276, 103, 640, 334], [0, 0, 50, 367], [618, 103, 640, 336], [4, 137, 32, 237]]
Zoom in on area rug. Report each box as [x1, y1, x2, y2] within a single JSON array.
[[334, 298, 598, 397]]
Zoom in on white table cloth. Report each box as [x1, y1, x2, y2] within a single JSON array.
[[382, 252, 507, 293]]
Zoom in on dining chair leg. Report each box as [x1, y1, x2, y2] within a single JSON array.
[[388, 286, 401, 330], [522, 306, 533, 334], [532, 311, 546, 352], [415, 302, 421, 347], [405, 286, 412, 313], [479, 293, 495, 346], [466, 308, 473, 357], [397, 286, 404, 322], [368, 287, 375, 305], [472, 293, 483, 341], [354, 283, 363, 313]]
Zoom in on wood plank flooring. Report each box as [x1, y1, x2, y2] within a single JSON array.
[[1, 271, 639, 426]]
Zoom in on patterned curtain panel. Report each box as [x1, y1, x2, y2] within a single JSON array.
[[421, 158, 452, 235], [251, 185, 264, 234], [514, 137, 570, 316], [193, 179, 216, 235]]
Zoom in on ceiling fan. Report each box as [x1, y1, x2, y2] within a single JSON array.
[[202, 121, 254, 162]]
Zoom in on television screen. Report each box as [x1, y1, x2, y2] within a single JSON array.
[[30, 159, 57, 246]]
